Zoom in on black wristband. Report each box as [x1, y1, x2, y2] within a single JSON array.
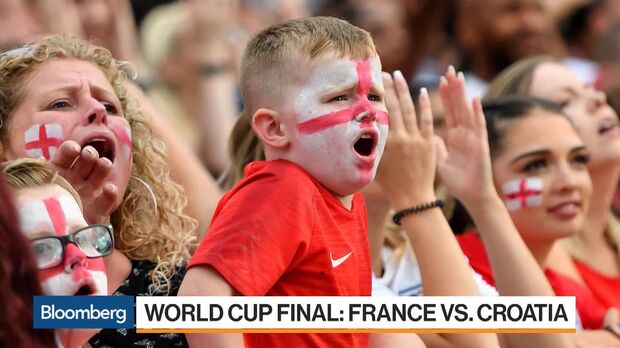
[[392, 199, 444, 225]]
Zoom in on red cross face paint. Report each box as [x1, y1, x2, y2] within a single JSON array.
[[24, 123, 64, 160], [109, 121, 132, 161], [3, 59, 132, 211], [288, 55, 388, 197], [16, 185, 107, 297], [502, 177, 543, 212]]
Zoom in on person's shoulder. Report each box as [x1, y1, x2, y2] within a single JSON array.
[[238, 160, 319, 194]]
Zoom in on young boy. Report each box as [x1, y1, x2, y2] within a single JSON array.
[[179, 16, 388, 347]]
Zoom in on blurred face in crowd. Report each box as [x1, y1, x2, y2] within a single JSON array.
[[460, 0, 551, 76], [355, 0, 410, 73], [0, 0, 44, 51], [529, 63, 620, 169], [492, 110, 592, 244]]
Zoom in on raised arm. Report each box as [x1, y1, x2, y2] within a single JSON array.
[[437, 67, 572, 348], [377, 70, 498, 348]]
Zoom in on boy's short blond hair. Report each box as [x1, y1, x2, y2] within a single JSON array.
[[240, 16, 376, 115]]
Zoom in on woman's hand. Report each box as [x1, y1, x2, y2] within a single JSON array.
[[436, 67, 498, 208], [376, 70, 437, 210], [50, 140, 119, 223]]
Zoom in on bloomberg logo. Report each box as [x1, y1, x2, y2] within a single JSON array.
[[34, 296, 134, 329]]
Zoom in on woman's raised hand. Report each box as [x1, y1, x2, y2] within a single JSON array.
[[436, 67, 497, 207]]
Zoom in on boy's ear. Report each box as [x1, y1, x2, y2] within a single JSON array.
[[251, 108, 290, 149]]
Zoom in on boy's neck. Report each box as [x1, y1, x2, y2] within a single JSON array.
[[337, 194, 354, 210]]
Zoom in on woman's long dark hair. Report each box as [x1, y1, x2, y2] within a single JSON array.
[[0, 174, 55, 348]]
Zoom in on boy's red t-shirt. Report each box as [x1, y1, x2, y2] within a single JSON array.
[[456, 232, 607, 329], [189, 160, 371, 347]]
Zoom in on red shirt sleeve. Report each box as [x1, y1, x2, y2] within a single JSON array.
[[189, 162, 316, 295], [456, 232, 496, 287]]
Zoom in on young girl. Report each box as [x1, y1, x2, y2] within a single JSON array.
[[2, 158, 113, 348], [0, 35, 195, 347], [485, 57, 620, 330], [0, 167, 55, 348]]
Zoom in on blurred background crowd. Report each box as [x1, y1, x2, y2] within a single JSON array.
[[3, 0, 619, 180]]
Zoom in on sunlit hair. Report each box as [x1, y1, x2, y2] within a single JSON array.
[[0, 35, 196, 294], [1, 158, 82, 208], [240, 16, 376, 116], [483, 56, 554, 101]]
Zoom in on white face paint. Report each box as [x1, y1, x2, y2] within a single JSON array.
[[24, 123, 64, 160], [16, 185, 108, 296], [502, 177, 544, 212], [287, 55, 388, 197]]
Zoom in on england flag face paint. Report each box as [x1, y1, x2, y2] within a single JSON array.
[[16, 185, 107, 296], [287, 54, 388, 196], [109, 121, 132, 161], [24, 123, 64, 160], [502, 177, 544, 212], [3, 59, 133, 213]]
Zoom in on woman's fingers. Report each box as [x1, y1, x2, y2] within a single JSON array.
[[51, 140, 81, 169], [439, 76, 455, 129], [472, 96, 486, 133], [393, 70, 419, 135], [383, 72, 405, 133], [418, 88, 434, 138]]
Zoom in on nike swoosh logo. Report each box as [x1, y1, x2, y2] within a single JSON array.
[[330, 251, 353, 268]]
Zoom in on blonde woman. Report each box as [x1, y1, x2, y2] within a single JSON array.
[[0, 35, 195, 347]]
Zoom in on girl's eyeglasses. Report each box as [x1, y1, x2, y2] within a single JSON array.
[[30, 224, 114, 270]]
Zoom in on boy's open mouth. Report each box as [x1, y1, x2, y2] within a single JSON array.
[[353, 131, 377, 157], [73, 282, 96, 296], [82, 136, 116, 163]]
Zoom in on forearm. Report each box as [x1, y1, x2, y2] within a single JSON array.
[[180, 73, 238, 176], [468, 196, 572, 348], [468, 196, 554, 296], [399, 208, 498, 348]]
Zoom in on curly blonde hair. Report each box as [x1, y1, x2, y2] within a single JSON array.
[[0, 35, 196, 294]]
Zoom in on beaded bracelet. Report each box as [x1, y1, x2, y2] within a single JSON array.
[[392, 199, 444, 225]]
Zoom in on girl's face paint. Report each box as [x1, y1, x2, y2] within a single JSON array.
[[502, 177, 543, 212], [24, 123, 64, 160], [286, 54, 388, 197], [3, 59, 132, 210], [491, 110, 592, 243], [16, 185, 108, 296]]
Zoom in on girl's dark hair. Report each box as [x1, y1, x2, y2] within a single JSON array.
[[0, 174, 55, 347], [449, 96, 567, 234], [483, 96, 566, 159]]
